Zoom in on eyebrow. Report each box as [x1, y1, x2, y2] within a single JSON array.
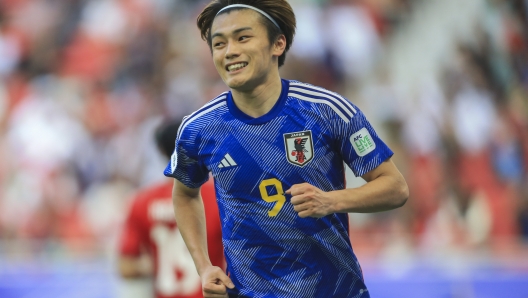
[[211, 27, 253, 40]]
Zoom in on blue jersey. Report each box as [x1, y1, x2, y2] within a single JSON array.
[[164, 79, 393, 298]]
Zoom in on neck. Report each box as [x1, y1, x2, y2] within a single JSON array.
[[230, 74, 283, 118]]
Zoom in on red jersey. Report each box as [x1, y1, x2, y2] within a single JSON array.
[[119, 179, 224, 298]]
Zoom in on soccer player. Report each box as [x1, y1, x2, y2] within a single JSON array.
[[164, 1, 409, 297], [119, 120, 224, 298]]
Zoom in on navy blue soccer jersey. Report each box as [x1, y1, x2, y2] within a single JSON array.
[[164, 79, 393, 298]]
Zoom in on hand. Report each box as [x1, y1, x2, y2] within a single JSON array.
[[286, 183, 334, 218], [200, 266, 235, 298]]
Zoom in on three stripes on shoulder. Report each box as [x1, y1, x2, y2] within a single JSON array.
[[288, 82, 357, 123]]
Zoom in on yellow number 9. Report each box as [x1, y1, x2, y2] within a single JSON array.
[[259, 178, 286, 217]]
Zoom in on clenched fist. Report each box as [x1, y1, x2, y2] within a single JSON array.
[[286, 183, 335, 218]]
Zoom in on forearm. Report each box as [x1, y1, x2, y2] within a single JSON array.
[[331, 172, 408, 213], [172, 184, 212, 276]]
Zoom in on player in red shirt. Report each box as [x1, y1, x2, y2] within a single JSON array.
[[118, 120, 224, 298]]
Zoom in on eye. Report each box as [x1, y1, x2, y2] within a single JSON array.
[[213, 41, 225, 48], [239, 36, 251, 42]]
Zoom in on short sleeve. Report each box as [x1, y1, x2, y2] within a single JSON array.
[[333, 107, 393, 177], [118, 200, 143, 256], [163, 124, 209, 188]]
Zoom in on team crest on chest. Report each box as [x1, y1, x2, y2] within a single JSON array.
[[283, 130, 314, 167]]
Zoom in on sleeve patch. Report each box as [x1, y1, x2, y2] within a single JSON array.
[[170, 151, 177, 174], [350, 128, 376, 157]]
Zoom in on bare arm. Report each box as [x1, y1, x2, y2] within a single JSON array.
[[172, 179, 234, 297], [287, 158, 408, 217], [172, 179, 211, 274]]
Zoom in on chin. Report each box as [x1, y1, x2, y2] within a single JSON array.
[[225, 77, 250, 90]]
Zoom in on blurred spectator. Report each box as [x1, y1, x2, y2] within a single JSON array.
[[117, 120, 224, 298]]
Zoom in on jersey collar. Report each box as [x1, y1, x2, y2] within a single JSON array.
[[227, 79, 289, 125]]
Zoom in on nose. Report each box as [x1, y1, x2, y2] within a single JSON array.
[[225, 41, 240, 60]]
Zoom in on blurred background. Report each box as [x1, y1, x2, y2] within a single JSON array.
[[0, 0, 527, 297]]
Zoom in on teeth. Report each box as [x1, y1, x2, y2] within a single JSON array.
[[227, 63, 247, 72]]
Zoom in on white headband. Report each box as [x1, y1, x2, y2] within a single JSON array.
[[215, 4, 281, 30]]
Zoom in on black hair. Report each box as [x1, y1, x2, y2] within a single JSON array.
[[155, 120, 182, 159], [197, 0, 296, 67]]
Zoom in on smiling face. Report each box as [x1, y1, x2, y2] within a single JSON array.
[[210, 9, 286, 92]]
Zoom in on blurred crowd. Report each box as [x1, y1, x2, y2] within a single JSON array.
[[0, 0, 526, 262], [351, 0, 528, 260]]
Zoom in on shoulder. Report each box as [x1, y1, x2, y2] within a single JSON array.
[[125, 181, 173, 222], [178, 92, 229, 136], [130, 180, 173, 207], [286, 80, 358, 123]]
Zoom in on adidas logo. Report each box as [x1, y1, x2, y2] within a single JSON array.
[[218, 153, 237, 169]]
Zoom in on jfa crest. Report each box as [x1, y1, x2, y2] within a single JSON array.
[[283, 130, 314, 167]]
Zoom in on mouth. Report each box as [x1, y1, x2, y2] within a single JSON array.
[[226, 62, 248, 73]]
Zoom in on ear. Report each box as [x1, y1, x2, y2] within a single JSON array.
[[272, 34, 287, 57]]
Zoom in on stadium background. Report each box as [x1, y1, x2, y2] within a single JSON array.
[[0, 0, 527, 297]]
